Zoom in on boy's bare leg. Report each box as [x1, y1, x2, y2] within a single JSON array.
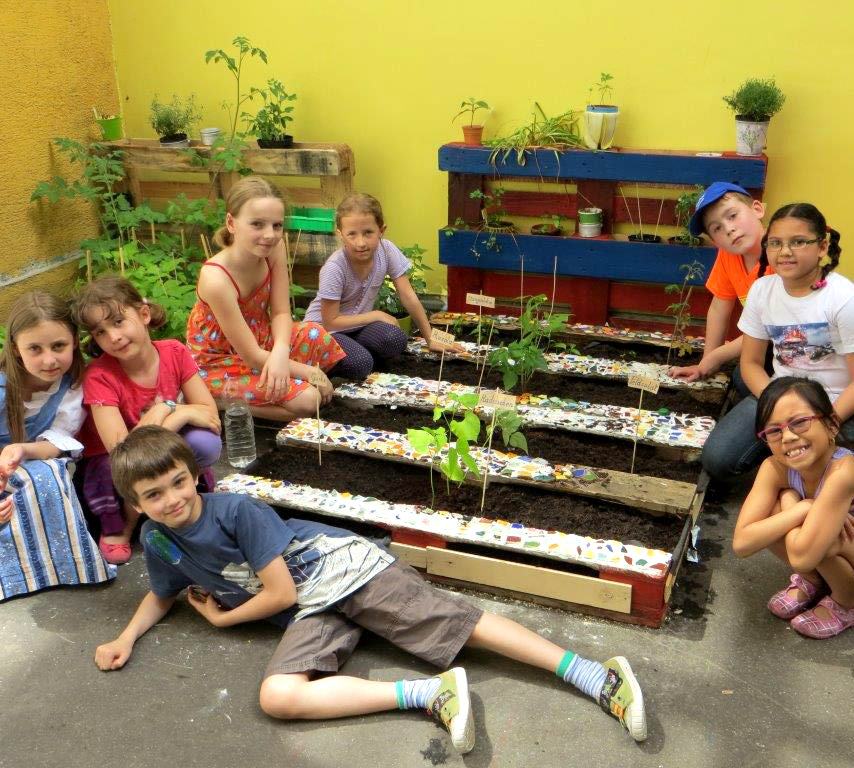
[[260, 673, 397, 719], [465, 612, 564, 671]]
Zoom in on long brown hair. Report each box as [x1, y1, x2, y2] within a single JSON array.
[[335, 192, 385, 229], [212, 176, 288, 250], [71, 275, 167, 357], [1, 291, 85, 443]]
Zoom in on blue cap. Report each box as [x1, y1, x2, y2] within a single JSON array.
[[688, 182, 751, 236]]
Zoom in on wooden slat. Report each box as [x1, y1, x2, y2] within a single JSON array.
[[609, 281, 713, 315], [277, 422, 697, 516], [425, 546, 632, 613], [501, 191, 577, 218], [448, 172, 484, 227], [291, 232, 336, 266], [389, 541, 427, 569]]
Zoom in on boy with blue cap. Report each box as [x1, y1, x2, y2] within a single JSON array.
[[669, 182, 769, 387]]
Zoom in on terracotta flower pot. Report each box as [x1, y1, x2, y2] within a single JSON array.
[[462, 125, 484, 146]]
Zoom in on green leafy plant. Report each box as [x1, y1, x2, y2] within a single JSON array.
[[486, 103, 583, 165], [723, 78, 785, 121], [588, 72, 615, 105], [671, 187, 704, 246], [149, 94, 202, 138], [205, 35, 269, 140], [664, 260, 706, 364], [452, 97, 490, 126], [242, 78, 297, 140], [374, 243, 432, 316], [469, 187, 509, 229], [487, 295, 569, 391]]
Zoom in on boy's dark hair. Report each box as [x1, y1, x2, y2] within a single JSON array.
[[758, 202, 841, 282], [755, 376, 840, 437], [110, 426, 200, 505]]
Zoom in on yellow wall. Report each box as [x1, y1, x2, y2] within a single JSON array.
[[1, 0, 119, 318], [107, 1, 854, 291]]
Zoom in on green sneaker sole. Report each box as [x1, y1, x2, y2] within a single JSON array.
[[607, 656, 647, 742]]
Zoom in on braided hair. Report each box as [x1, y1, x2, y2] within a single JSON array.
[[758, 203, 841, 288]]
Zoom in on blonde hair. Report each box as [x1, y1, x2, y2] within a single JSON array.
[[110, 426, 199, 505], [335, 192, 385, 229], [71, 275, 166, 357], [1, 291, 85, 444], [212, 176, 288, 250]]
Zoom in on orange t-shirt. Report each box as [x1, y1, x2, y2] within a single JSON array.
[[705, 248, 774, 306]]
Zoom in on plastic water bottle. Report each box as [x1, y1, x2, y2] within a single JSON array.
[[224, 382, 256, 468]]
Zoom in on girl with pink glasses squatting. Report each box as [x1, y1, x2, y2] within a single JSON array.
[[186, 177, 344, 420], [734, 377, 854, 638]]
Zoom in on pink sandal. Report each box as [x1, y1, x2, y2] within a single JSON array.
[[99, 536, 132, 565], [767, 573, 825, 619], [791, 596, 854, 638]]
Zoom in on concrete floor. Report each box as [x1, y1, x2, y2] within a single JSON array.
[[2, 436, 853, 768]]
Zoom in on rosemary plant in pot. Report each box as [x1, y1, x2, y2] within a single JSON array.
[[150, 94, 202, 148], [723, 77, 785, 156]]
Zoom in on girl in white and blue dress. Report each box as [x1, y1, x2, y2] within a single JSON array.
[[0, 291, 115, 600]]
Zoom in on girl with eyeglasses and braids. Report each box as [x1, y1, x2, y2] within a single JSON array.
[[700, 202, 854, 481], [733, 377, 854, 638]]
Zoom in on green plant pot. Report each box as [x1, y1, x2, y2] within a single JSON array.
[[96, 116, 122, 140], [397, 316, 412, 335], [285, 207, 336, 233]]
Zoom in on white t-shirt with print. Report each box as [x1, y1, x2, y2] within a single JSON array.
[[738, 271, 854, 401]]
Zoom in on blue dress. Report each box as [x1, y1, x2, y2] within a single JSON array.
[[0, 373, 116, 601]]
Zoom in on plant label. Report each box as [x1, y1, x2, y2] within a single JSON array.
[[478, 390, 516, 410], [466, 292, 496, 309], [431, 329, 456, 349], [627, 373, 660, 395], [307, 369, 327, 387]]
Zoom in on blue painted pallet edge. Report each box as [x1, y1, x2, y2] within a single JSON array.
[[438, 229, 716, 285], [438, 145, 767, 188]]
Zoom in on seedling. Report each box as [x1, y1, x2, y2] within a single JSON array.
[[665, 260, 706, 365], [453, 97, 490, 126], [205, 35, 269, 140], [588, 73, 615, 106]]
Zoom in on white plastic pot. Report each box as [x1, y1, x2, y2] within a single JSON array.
[[201, 127, 222, 146], [578, 207, 603, 238], [735, 118, 769, 156], [584, 106, 619, 150]]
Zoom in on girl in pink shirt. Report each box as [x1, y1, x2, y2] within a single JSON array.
[[74, 276, 222, 564]]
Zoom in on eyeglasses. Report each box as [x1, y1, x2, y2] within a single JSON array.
[[756, 415, 821, 443], [765, 237, 823, 253]]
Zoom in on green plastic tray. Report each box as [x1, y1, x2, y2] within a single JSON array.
[[286, 207, 335, 233]]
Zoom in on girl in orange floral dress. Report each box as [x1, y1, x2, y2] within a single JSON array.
[[187, 177, 345, 421]]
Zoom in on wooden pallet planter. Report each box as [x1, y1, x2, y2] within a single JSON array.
[[276, 418, 696, 516], [405, 338, 728, 401], [334, 373, 714, 456], [438, 144, 766, 335], [217, 471, 688, 627], [101, 138, 354, 270]]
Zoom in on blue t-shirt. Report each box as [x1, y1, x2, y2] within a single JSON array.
[[142, 492, 394, 627]]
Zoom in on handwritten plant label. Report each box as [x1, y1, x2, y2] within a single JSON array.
[[478, 390, 516, 409], [466, 292, 496, 309], [627, 373, 660, 395], [308, 369, 327, 387], [431, 329, 456, 348]]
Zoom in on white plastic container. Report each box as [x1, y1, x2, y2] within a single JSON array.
[[200, 127, 222, 146]]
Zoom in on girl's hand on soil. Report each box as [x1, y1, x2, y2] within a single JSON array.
[[668, 359, 715, 382], [371, 311, 400, 327], [187, 588, 227, 627], [258, 347, 291, 401], [0, 495, 13, 525], [138, 398, 171, 428], [94, 637, 134, 671]]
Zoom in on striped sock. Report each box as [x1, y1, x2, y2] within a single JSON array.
[[556, 650, 607, 701], [395, 676, 442, 710]]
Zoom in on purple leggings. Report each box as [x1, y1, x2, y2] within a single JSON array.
[[330, 321, 409, 380], [81, 427, 222, 536]]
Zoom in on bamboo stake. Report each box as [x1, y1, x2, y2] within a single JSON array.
[[480, 409, 498, 512], [629, 390, 644, 474], [476, 320, 495, 394], [618, 186, 635, 230], [636, 183, 643, 238], [652, 197, 665, 240], [435, 348, 446, 404], [180, 228, 186, 252], [150, 221, 156, 243], [549, 253, 558, 318], [519, 252, 525, 341], [118, 245, 125, 275], [131, 227, 137, 244], [85, 249, 92, 283], [315, 369, 322, 467]]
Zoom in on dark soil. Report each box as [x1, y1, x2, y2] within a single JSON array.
[[396, 356, 721, 418], [452, 328, 704, 365], [250, 446, 685, 552], [321, 401, 700, 483]]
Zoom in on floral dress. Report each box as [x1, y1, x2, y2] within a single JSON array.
[[186, 260, 345, 405]]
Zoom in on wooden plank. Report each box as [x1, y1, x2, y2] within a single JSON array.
[[609, 281, 713, 316], [448, 172, 484, 227], [439, 229, 715, 285], [389, 541, 427, 569], [290, 231, 337, 266], [277, 420, 697, 516], [425, 546, 632, 613], [445, 267, 483, 312], [575, 180, 616, 234], [138, 180, 325, 208], [438, 144, 768, 187], [319, 173, 353, 209], [501, 190, 577, 218]]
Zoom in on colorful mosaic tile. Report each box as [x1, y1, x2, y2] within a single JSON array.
[[216, 472, 673, 577], [430, 311, 705, 350], [335, 373, 715, 449], [407, 338, 727, 391]]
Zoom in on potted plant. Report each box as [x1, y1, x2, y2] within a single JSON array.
[[242, 78, 297, 148], [93, 107, 122, 140], [583, 73, 618, 150], [668, 187, 704, 246], [374, 243, 432, 334], [453, 97, 490, 146], [150, 94, 202, 147], [723, 77, 785, 156], [470, 187, 514, 233], [531, 213, 564, 236]]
